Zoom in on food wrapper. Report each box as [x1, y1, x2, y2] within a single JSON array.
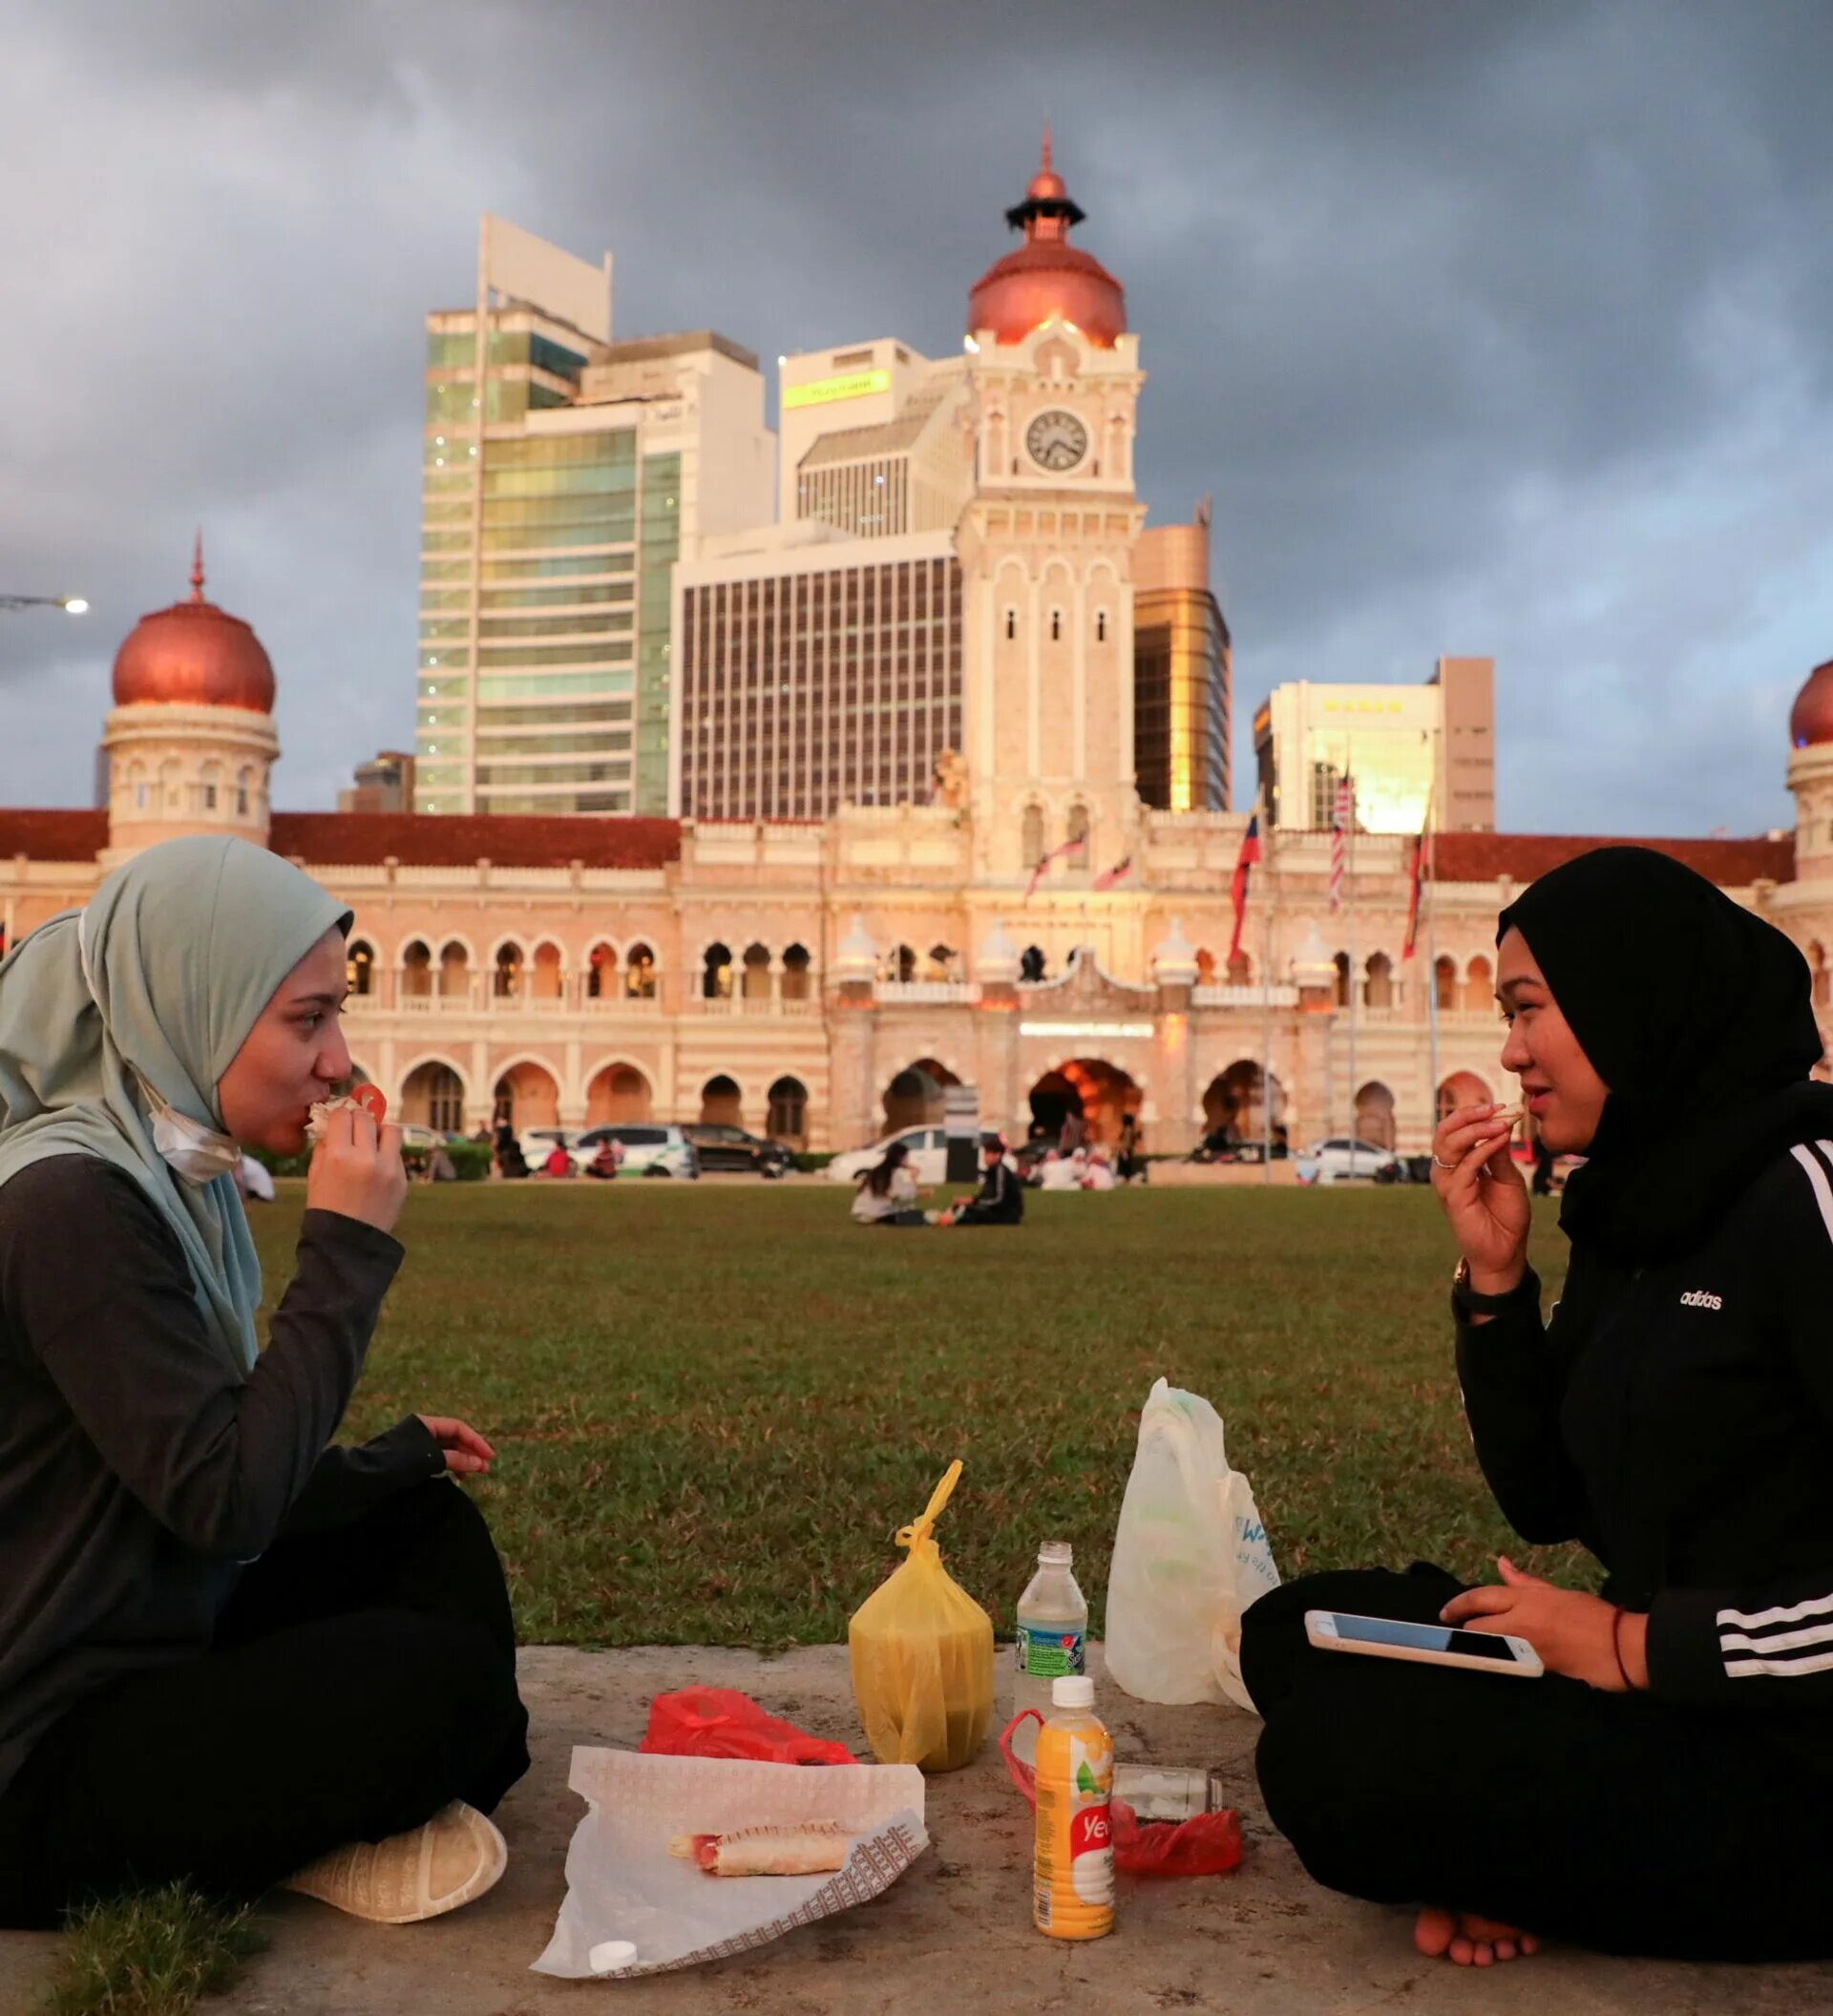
[[531, 1749, 927, 1979]]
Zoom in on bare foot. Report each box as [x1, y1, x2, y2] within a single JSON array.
[[1414, 1904, 1540, 1966]]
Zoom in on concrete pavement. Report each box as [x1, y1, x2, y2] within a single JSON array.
[[3, 1644, 1828, 2015]]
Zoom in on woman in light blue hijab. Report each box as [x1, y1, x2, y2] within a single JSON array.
[[0, 836, 528, 1929]]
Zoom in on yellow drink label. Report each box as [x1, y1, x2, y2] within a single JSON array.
[[1033, 1714, 1115, 1939]]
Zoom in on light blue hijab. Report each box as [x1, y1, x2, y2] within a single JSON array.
[[0, 836, 350, 1370]]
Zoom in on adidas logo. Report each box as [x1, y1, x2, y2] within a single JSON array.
[[1679, 1289, 1723, 1311]]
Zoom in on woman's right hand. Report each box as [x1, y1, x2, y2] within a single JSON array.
[[306, 1103, 408, 1235], [1431, 1102, 1530, 1291]]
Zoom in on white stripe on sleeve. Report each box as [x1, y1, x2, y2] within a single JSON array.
[[1720, 1621, 1833, 1656], [1717, 1588, 1833, 1631], [1789, 1143, 1833, 1246], [1726, 1646, 1833, 1680]]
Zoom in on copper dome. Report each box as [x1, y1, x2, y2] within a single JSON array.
[[1791, 658, 1833, 749], [112, 538, 276, 714], [967, 132, 1127, 349]]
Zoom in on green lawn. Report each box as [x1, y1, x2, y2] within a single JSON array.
[[253, 1182, 1587, 1648]]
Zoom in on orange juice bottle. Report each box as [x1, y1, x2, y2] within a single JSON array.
[[1032, 1674, 1114, 1940]]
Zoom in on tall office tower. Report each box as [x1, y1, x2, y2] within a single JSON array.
[[672, 523, 963, 819], [778, 340, 972, 537], [415, 217, 772, 817], [1253, 654, 1496, 832], [1133, 505, 1231, 811]]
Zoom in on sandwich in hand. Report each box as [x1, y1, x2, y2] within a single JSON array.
[[306, 1083, 388, 1144]]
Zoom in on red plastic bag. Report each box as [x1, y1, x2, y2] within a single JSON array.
[[640, 1687, 857, 1767], [998, 1711, 1243, 1879]]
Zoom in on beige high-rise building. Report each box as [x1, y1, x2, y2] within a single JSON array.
[[1254, 655, 1495, 833], [415, 218, 772, 820], [1134, 507, 1231, 811]]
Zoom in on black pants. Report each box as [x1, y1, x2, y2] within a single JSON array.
[[1243, 1564, 1833, 1961], [0, 1479, 530, 1929]]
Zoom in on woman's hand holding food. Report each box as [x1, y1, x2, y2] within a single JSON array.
[[416, 1416, 495, 1477], [306, 1102, 408, 1235], [1431, 1101, 1530, 1294], [1443, 1557, 1649, 1690]]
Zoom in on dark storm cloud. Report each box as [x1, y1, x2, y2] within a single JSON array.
[[1, 0, 1828, 834]]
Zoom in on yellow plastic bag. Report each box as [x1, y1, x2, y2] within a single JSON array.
[[849, 1460, 994, 1774]]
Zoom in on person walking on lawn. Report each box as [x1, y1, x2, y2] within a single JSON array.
[[1242, 845, 1833, 1965], [0, 835, 528, 1930]]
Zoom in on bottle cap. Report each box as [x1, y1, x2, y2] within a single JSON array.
[[1052, 1674, 1095, 1710]]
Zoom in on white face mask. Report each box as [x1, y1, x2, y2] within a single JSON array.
[[136, 1073, 243, 1187]]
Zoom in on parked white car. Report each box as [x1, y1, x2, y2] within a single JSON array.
[[569, 1124, 700, 1179], [518, 1124, 700, 1178], [825, 1125, 951, 1186], [1296, 1136, 1401, 1185]]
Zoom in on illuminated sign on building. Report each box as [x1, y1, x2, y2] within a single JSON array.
[[1020, 1021, 1156, 1040], [782, 368, 893, 410]]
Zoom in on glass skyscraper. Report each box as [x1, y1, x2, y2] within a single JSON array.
[[414, 220, 770, 817]]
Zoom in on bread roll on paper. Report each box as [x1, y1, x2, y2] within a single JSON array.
[[667, 1821, 853, 1878]]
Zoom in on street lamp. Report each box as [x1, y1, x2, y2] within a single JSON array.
[[0, 594, 88, 614]]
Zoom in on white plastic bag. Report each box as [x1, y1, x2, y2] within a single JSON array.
[[1105, 1378, 1280, 1712]]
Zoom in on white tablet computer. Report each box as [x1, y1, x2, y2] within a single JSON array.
[[1305, 1608, 1544, 1678]]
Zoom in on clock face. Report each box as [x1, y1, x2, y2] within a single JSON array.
[[1025, 409, 1088, 473]]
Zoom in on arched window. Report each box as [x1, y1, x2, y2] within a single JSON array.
[[1364, 952, 1394, 1010], [741, 942, 772, 1001], [1004, 608, 1018, 641], [347, 940, 374, 997], [236, 767, 251, 817], [1096, 611, 1108, 643], [437, 941, 469, 999], [1022, 804, 1045, 866], [781, 943, 811, 999], [624, 942, 657, 998], [585, 941, 615, 999], [703, 943, 733, 1000], [768, 1076, 809, 1144], [1020, 945, 1046, 983], [700, 1074, 743, 1125], [1463, 954, 1492, 1016], [1049, 608, 1063, 643], [1066, 803, 1089, 868], [494, 943, 523, 999], [587, 1063, 651, 1124], [1194, 948, 1218, 985], [530, 942, 564, 1000], [925, 943, 957, 982], [401, 940, 432, 998], [1812, 942, 1830, 1010], [1433, 955, 1458, 1012], [1354, 1081, 1398, 1150], [402, 1061, 465, 1134], [1334, 951, 1351, 1008], [1437, 1071, 1493, 1124], [882, 943, 917, 985]]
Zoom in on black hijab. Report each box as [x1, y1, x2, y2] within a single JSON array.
[[1498, 846, 1833, 1266]]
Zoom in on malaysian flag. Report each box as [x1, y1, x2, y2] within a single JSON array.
[[1328, 772, 1353, 912], [1023, 835, 1085, 903], [1401, 792, 1434, 961], [1228, 812, 1261, 964], [1092, 854, 1133, 892]]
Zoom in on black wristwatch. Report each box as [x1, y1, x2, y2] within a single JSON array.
[[1451, 1258, 1536, 1318]]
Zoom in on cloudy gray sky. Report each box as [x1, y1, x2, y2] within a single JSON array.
[[2, 0, 1828, 835]]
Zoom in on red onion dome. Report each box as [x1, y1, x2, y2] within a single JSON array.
[[112, 537, 275, 714], [1790, 658, 1833, 749]]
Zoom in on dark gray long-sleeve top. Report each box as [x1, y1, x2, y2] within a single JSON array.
[[0, 1154, 441, 1800]]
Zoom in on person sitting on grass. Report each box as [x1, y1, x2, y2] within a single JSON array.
[[1240, 846, 1833, 1967], [584, 1139, 622, 1181], [937, 1132, 1023, 1228], [0, 835, 529, 1932], [850, 1138, 930, 1227], [539, 1139, 574, 1179]]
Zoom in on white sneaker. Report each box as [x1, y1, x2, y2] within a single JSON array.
[[283, 1801, 507, 1923]]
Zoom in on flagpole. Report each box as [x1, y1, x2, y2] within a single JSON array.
[[1424, 809, 1441, 1151], [1346, 746, 1359, 1178], [1261, 804, 1275, 1185]]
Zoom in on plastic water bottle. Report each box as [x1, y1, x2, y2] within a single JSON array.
[[1011, 1541, 1087, 1762], [1033, 1674, 1114, 1940]]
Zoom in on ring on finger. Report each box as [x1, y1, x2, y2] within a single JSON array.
[[1432, 1156, 1458, 1171]]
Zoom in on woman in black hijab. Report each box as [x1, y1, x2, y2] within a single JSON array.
[[1238, 847, 1833, 1967]]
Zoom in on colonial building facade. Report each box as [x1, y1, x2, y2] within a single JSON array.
[[4, 151, 1826, 1155]]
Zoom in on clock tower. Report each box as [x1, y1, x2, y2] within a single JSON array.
[[959, 135, 1147, 884]]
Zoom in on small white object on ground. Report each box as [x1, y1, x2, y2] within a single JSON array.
[[589, 1940, 638, 1971]]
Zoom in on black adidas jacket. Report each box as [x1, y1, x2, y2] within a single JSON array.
[[956, 1158, 1023, 1225], [1457, 1143, 1833, 1732]]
